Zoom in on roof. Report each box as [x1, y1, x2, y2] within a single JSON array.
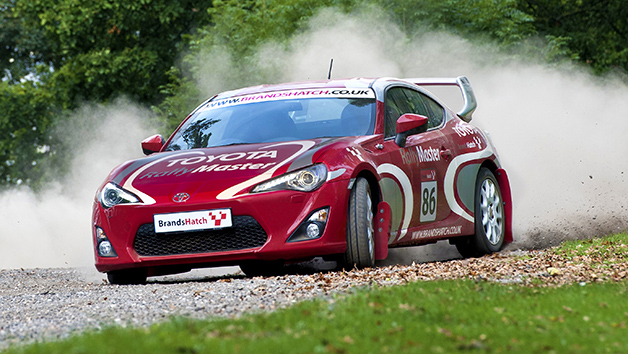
[[213, 78, 379, 100]]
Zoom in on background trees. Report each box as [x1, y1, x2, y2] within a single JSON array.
[[1, 0, 625, 189], [520, 0, 628, 75]]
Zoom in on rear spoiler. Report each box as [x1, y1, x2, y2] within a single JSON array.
[[404, 76, 477, 122]]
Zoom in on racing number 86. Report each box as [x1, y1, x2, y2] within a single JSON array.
[[420, 181, 437, 222], [422, 187, 436, 215]]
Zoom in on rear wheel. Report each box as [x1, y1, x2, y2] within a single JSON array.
[[342, 178, 375, 269], [455, 167, 505, 258], [107, 268, 148, 285]]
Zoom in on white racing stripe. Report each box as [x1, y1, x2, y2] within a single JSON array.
[[216, 140, 317, 200], [376, 163, 413, 241], [123, 151, 205, 205], [443, 148, 493, 222]]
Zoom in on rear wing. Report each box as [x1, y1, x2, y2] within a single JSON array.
[[404, 76, 477, 122]]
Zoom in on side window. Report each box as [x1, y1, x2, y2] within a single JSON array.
[[400, 89, 430, 118], [384, 87, 447, 137], [384, 88, 406, 138], [420, 94, 445, 128]]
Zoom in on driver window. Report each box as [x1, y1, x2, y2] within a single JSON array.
[[384, 88, 406, 138], [384, 87, 430, 138], [400, 89, 430, 118], [420, 94, 445, 128]]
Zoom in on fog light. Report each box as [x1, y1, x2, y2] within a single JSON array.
[[95, 227, 118, 257], [98, 241, 113, 256], [287, 207, 330, 243], [306, 223, 320, 239]]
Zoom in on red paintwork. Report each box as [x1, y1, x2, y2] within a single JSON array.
[[375, 202, 390, 260], [396, 113, 428, 133], [92, 77, 513, 276], [495, 168, 513, 244], [140, 134, 164, 154]]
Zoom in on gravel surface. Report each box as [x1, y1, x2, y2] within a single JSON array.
[[1, 241, 627, 351]]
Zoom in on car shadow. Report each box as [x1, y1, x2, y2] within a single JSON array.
[[147, 241, 463, 285], [147, 268, 245, 285]]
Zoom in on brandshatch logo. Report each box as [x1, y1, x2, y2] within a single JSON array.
[[172, 193, 190, 203]]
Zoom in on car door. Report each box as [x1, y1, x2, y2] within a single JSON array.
[[380, 86, 454, 244]]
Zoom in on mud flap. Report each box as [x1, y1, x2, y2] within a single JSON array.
[[494, 168, 513, 244], [375, 201, 391, 260]]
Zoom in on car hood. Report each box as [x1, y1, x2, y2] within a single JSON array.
[[109, 139, 346, 204]]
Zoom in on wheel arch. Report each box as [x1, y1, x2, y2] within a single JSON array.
[[354, 169, 382, 209], [478, 160, 513, 244]]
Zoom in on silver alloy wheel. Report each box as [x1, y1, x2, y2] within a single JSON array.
[[479, 178, 503, 245]]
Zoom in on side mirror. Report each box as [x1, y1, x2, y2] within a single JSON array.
[[395, 113, 428, 147], [141, 134, 165, 155]]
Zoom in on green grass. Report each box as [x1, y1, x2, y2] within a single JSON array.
[[5, 234, 628, 354], [8, 282, 628, 354], [549, 233, 628, 265]]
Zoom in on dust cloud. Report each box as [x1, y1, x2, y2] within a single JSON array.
[[0, 99, 159, 269], [2, 8, 627, 270]]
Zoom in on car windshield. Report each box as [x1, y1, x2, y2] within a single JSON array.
[[165, 91, 376, 151]]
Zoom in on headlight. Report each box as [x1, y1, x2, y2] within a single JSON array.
[[98, 182, 141, 208], [251, 164, 327, 193]]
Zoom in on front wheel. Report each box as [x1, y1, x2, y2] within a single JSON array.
[[455, 167, 505, 258], [342, 178, 375, 269]]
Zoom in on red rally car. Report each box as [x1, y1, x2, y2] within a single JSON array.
[[92, 76, 512, 284]]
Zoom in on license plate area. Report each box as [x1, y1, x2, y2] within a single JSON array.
[[153, 208, 233, 234]]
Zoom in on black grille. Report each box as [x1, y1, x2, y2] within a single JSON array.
[[133, 216, 268, 257]]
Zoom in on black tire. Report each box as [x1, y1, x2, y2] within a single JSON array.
[[342, 178, 375, 269], [455, 167, 505, 258], [107, 268, 148, 285], [239, 261, 285, 277]]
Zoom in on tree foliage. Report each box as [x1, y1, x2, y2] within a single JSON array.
[[1, 1, 52, 85], [205, 0, 355, 57], [14, 0, 212, 106], [376, 0, 536, 45], [0, 81, 56, 187], [519, 0, 628, 75]]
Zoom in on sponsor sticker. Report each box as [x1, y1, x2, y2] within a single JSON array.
[[400, 146, 441, 167], [202, 89, 375, 111], [452, 122, 485, 150], [452, 122, 477, 137], [411, 225, 462, 240], [138, 150, 279, 179], [153, 208, 232, 233]]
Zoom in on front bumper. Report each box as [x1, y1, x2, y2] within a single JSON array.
[[92, 179, 350, 273]]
